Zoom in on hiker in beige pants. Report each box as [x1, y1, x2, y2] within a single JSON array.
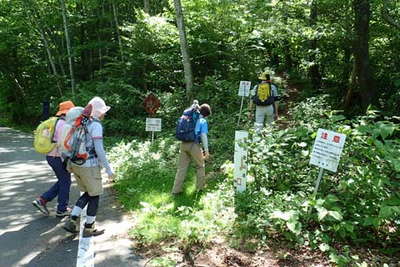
[[172, 103, 212, 194], [173, 142, 206, 193]]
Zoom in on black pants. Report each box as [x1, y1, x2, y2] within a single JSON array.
[[75, 192, 99, 216]]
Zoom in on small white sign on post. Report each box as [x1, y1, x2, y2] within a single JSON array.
[[238, 81, 251, 97], [309, 128, 346, 173], [145, 118, 162, 132], [234, 130, 249, 192]]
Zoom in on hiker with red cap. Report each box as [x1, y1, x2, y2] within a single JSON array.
[[63, 96, 114, 237], [32, 100, 75, 217]]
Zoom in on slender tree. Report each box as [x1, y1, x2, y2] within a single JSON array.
[[309, 0, 322, 90], [112, 1, 124, 61], [345, 0, 375, 110], [173, 0, 193, 98], [59, 0, 75, 96], [22, 0, 63, 96]]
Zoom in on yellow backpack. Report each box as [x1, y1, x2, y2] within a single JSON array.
[[253, 82, 275, 106], [33, 117, 59, 154]]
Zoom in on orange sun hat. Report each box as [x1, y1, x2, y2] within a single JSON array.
[[56, 100, 75, 116]]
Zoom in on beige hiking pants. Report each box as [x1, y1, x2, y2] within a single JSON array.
[[172, 142, 205, 194]]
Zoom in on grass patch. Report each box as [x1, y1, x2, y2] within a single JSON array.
[[109, 138, 236, 247]]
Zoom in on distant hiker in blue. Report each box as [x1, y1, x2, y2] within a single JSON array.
[[173, 101, 212, 194]]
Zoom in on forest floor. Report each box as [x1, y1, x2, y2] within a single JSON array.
[[143, 239, 398, 266]]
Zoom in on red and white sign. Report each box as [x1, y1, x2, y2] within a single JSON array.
[[309, 129, 346, 172]]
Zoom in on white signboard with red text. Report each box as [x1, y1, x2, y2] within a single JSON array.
[[309, 129, 346, 172]]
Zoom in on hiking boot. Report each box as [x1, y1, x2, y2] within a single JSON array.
[[56, 207, 71, 218], [82, 223, 105, 238], [32, 198, 49, 216], [63, 217, 79, 234]]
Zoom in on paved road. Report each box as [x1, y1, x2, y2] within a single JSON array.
[[0, 127, 144, 267]]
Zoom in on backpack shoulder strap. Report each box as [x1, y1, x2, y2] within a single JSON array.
[[50, 117, 61, 143]]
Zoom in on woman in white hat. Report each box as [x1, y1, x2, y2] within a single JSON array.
[[63, 97, 114, 237]]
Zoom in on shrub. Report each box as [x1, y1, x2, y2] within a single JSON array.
[[232, 95, 400, 264]]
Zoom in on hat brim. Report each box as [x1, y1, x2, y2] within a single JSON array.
[[95, 106, 111, 116], [56, 109, 69, 116], [102, 106, 111, 114]]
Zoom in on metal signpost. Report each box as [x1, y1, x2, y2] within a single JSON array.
[[237, 81, 251, 127], [146, 118, 161, 143], [309, 128, 347, 197], [234, 130, 249, 192]]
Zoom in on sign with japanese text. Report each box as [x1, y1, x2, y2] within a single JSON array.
[[309, 129, 346, 172], [145, 118, 162, 132], [238, 81, 251, 97], [234, 130, 249, 192]]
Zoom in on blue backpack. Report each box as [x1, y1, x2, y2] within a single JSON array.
[[176, 108, 200, 142]]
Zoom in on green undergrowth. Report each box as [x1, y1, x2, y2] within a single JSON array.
[[108, 136, 237, 250], [108, 94, 400, 266], [232, 95, 400, 265]]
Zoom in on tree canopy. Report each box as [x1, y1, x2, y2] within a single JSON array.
[[0, 0, 399, 128]]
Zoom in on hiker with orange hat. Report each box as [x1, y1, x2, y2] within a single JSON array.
[[32, 100, 75, 217]]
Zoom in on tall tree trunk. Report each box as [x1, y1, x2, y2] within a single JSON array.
[[38, 29, 63, 97], [173, 0, 193, 99], [342, 45, 351, 90], [309, 0, 322, 90], [60, 0, 75, 96], [22, 0, 63, 96], [283, 16, 293, 71], [345, 0, 375, 110], [112, 1, 124, 62], [144, 0, 150, 14]]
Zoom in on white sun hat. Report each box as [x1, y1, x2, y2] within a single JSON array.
[[88, 96, 111, 118]]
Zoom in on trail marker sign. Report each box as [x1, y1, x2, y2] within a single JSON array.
[[146, 118, 162, 132], [238, 81, 251, 97], [309, 128, 346, 172], [234, 130, 248, 192]]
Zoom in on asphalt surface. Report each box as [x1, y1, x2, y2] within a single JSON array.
[[0, 126, 144, 267]]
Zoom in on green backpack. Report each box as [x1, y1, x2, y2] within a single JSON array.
[[33, 117, 60, 154]]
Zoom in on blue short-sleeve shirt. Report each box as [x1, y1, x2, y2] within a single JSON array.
[[195, 115, 208, 136]]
